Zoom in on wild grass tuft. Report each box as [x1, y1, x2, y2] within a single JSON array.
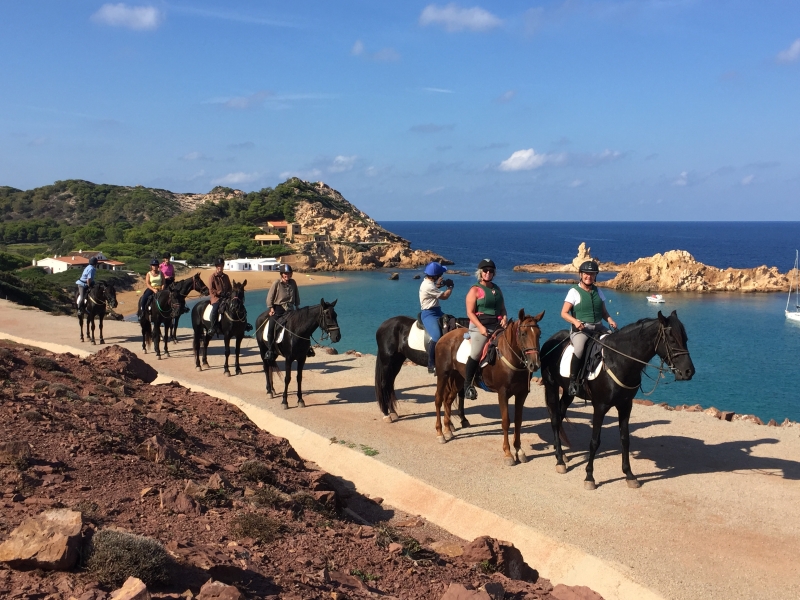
[[84, 529, 170, 587]]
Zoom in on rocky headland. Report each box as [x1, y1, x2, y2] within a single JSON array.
[[515, 243, 797, 293]]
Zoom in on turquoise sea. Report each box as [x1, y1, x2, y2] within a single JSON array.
[[236, 222, 800, 424]]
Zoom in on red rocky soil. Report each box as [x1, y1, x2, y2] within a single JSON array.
[[0, 342, 602, 600]]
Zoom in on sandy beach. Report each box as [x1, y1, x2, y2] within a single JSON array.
[[0, 299, 798, 600], [115, 267, 341, 317]]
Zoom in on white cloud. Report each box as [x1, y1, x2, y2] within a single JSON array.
[[419, 3, 502, 32], [496, 90, 516, 103], [214, 91, 272, 110], [569, 179, 584, 188], [279, 169, 322, 180], [672, 171, 689, 186], [351, 40, 364, 56], [777, 38, 800, 63], [741, 174, 755, 186], [329, 155, 358, 173], [423, 87, 454, 93], [351, 40, 401, 62], [91, 3, 164, 31], [212, 172, 259, 185], [180, 151, 208, 161], [499, 148, 562, 171]]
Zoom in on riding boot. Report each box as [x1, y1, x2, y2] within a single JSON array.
[[464, 357, 479, 400], [568, 355, 582, 396], [427, 341, 437, 374]]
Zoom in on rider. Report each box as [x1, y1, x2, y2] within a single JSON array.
[[561, 260, 617, 396], [138, 259, 164, 321], [159, 252, 175, 288], [264, 264, 300, 360], [75, 256, 98, 314], [207, 258, 232, 335], [419, 261, 454, 374], [464, 259, 508, 400]]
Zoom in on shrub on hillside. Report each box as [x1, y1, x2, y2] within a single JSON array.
[[84, 529, 170, 587]]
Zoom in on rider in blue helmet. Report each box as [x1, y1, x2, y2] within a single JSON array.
[[75, 256, 98, 314], [420, 261, 454, 374]]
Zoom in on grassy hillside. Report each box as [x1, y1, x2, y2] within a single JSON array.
[[0, 178, 344, 264]]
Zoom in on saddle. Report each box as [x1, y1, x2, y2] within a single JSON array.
[[414, 313, 468, 336], [559, 334, 607, 399]]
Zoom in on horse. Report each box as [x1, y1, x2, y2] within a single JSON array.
[[434, 309, 545, 466], [540, 310, 695, 490], [375, 315, 471, 425], [254, 299, 341, 409], [139, 285, 180, 359], [168, 273, 209, 343], [77, 282, 118, 345], [191, 280, 249, 376]]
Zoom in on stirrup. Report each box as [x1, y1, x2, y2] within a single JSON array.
[[568, 378, 580, 396], [465, 385, 477, 400]]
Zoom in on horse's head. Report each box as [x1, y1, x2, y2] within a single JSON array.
[[319, 298, 341, 343], [193, 273, 210, 296], [657, 310, 694, 381], [228, 280, 247, 314], [103, 283, 118, 309], [515, 308, 545, 372]]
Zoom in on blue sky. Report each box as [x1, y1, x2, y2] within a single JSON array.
[[1, 1, 798, 220]]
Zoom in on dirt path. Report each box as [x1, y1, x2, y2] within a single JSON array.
[[1, 300, 798, 600]]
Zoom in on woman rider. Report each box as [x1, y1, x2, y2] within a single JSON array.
[[464, 258, 508, 399], [75, 256, 97, 314], [419, 261, 454, 374], [560, 260, 617, 396], [138, 259, 164, 321], [264, 264, 300, 360]]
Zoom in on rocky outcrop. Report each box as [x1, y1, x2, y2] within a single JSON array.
[[600, 250, 794, 293], [514, 243, 624, 274], [0, 509, 83, 570]]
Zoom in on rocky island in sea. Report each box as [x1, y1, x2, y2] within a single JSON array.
[[515, 243, 798, 293]]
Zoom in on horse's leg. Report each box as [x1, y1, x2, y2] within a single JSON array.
[[171, 315, 179, 343], [234, 334, 243, 375], [618, 400, 640, 488], [546, 381, 567, 473], [378, 353, 403, 422], [153, 321, 161, 359], [98, 314, 105, 344], [457, 389, 470, 428], [281, 357, 293, 409], [513, 391, 528, 464], [585, 404, 611, 491], [434, 371, 446, 443], [194, 331, 202, 370], [202, 334, 210, 368], [89, 315, 96, 345], [296, 356, 306, 407], [223, 334, 231, 376], [78, 314, 84, 342], [498, 389, 515, 466]]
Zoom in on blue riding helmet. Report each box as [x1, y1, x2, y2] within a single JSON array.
[[424, 262, 447, 277]]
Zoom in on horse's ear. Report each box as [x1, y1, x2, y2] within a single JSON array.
[[329, 299, 337, 307], [241, 279, 247, 288], [518, 308, 526, 321], [533, 310, 545, 322], [657, 311, 668, 324], [670, 310, 678, 317], [320, 298, 325, 306]]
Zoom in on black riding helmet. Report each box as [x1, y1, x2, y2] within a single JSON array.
[[88, 257, 98, 266], [478, 258, 496, 270], [214, 257, 225, 267], [150, 259, 159, 267], [579, 260, 600, 274], [278, 264, 293, 274]]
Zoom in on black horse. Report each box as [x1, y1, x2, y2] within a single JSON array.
[[77, 282, 118, 345], [191, 280, 249, 376], [375, 315, 470, 425], [541, 310, 695, 490], [254, 299, 341, 408], [168, 273, 209, 343], [140, 285, 180, 359]]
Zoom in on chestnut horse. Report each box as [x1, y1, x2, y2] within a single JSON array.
[[434, 309, 545, 465]]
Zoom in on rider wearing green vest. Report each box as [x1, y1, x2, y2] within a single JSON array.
[[464, 258, 508, 400], [560, 260, 617, 396]]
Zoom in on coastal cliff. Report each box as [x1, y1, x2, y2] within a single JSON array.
[[513, 243, 625, 274]]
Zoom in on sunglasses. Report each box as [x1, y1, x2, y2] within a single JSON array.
[[482, 268, 495, 274]]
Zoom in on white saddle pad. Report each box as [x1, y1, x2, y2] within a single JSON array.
[[559, 336, 607, 380], [456, 339, 471, 364], [261, 323, 285, 344], [202, 304, 213, 321], [408, 323, 428, 352]]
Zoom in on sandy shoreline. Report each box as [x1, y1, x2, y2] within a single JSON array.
[[116, 267, 342, 317]]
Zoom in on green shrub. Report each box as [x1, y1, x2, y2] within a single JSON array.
[[230, 512, 281, 544], [239, 460, 274, 484], [84, 529, 170, 586]]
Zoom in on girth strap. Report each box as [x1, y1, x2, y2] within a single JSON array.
[[605, 365, 639, 390]]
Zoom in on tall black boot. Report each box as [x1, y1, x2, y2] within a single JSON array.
[[568, 355, 581, 396], [464, 357, 479, 400]]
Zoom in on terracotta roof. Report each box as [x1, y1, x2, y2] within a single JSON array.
[[53, 256, 89, 264], [266, 220, 289, 227]]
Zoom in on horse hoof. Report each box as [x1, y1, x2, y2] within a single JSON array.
[[298, 400, 305, 408], [196, 366, 202, 372], [503, 457, 516, 467], [236, 370, 242, 375], [517, 451, 528, 464], [281, 402, 288, 410], [437, 435, 447, 444], [382, 415, 395, 423], [626, 478, 641, 489], [460, 419, 471, 428], [225, 372, 231, 377], [584, 480, 597, 491], [556, 464, 567, 474]]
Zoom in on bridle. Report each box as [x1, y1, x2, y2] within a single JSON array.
[[88, 284, 118, 310], [654, 323, 690, 374], [224, 289, 248, 323], [154, 287, 179, 318], [498, 319, 541, 373], [317, 305, 340, 342]]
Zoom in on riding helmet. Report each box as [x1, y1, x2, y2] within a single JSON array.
[[88, 257, 98, 266], [214, 257, 225, 267], [150, 259, 159, 266], [579, 260, 600, 274], [478, 258, 496, 270], [278, 264, 293, 274], [424, 261, 447, 277]]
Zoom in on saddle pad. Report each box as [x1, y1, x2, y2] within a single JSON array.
[[202, 304, 213, 321], [456, 339, 471, 364], [559, 337, 607, 380], [408, 323, 429, 352], [261, 323, 285, 344]]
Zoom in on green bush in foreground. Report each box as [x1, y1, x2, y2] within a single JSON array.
[[84, 529, 170, 587]]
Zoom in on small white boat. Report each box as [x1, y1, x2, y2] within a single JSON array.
[[786, 250, 800, 322], [646, 294, 665, 304]]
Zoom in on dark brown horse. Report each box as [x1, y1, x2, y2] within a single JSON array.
[[540, 310, 695, 490], [168, 273, 209, 343], [434, 309, 545, 465], [77, 282, 118, 345]]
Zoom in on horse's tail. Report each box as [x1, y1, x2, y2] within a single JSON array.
[[374, 352, 397, 416], [141, 317, 152, 350]]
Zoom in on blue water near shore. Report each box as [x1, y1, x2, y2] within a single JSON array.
[[242, 222, 800, 424]]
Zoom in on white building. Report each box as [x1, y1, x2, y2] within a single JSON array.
[[33, 255, 126, 274], [223, 257, 281, 272]]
